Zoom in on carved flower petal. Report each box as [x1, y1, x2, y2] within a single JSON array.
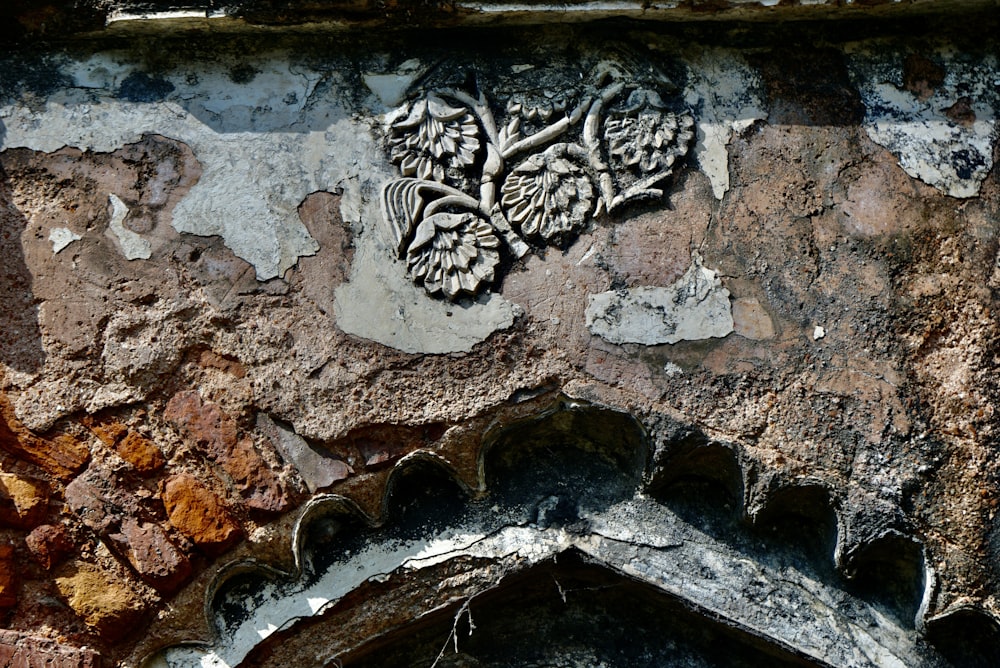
[[426, 95, 468, 122], [399, 154, 420, 176], [417, 158, 434, 180], [394, 99, 429, 129]]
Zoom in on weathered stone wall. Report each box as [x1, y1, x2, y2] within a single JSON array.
[[1, 5, 999, 667]]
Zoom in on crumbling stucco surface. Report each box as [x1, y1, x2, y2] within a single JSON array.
[[1, 5, 1000, 668]]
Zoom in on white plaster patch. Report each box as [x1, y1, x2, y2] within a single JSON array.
[[105, 194, 151, 260], [48, 227, 81, 254], [333, 226, 518, 354], [683, 48, 767, 200], [0, 53, 335, 280], [846, 48, 1000, 198], [663, 361, 683, 376], [586, 255, 734, 346]]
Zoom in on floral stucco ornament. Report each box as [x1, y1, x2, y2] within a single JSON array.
[[379, 62, 696, 300]]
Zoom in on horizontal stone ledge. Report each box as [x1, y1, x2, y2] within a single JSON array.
[[2, 0, 999, 42]]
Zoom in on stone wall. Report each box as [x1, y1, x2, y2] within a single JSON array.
[[1, 4, 999, 666]]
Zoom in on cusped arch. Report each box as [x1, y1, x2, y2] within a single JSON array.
[[145, 401, 949, 668]]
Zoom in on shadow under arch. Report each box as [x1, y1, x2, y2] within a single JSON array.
[[840, 530, 929, 630], [480, 399, 649, 526], [925, 607, 1000, 668], [749, 482, 841, 577], [146, 401, 946, 668], [647, 436, 745, 539]]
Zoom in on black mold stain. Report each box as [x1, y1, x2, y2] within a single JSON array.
[[117, 72, 175, 103]]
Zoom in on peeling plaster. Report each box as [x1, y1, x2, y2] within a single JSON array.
[[106, 193, 151, 260], [586, 256, 734, 346], [0, 54, 341, 280], [682, 48, 767, 201], [846, 47, 1000, 199], [0, 51, 519, 354], [48, 227, 81, 254]]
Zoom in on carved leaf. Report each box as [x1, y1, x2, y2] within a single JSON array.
[[388, 94, 481, 186], [381, 178, 429, 256]]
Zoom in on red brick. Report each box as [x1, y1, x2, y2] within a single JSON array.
[[0, 395, 88, 480], [111, 518, 191, 594], [162, 473, 242, 556], [0, 630, 100, 668], [0, 544, 17, 608], [0, 471, 48, 529], [165, 391, 289, 513], [25, 524, 75, 570]]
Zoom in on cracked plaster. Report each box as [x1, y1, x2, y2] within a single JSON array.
[[586, 256, 735, 346], [846, 46, 1000, 199], [682, 48, 767, 201]]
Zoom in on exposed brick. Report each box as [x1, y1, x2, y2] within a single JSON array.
[[25, 524, 75, 570], [54, 561, 147, 642], [86, 419, 166, 476], [0, 544, 16, 608], [65, 464, 191, 592], [165, 391, 289, 513], [110, 518, 191, 594], [197, 349, 246, 377], [116, 432, 166, 476], [162, 473, 241, 556], [0, 395, 89, 480], [64, 466, 139, 536], [0, 630, 100, 668], [0, 471, 48, 528], [87, 420, 128, 449]]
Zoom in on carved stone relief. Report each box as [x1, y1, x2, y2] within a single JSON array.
[[380, 62, 695, 299]]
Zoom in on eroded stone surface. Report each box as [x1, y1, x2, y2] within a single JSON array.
[[0, 470, 48, 528], [258, 414, 351, 493], [54, 560, 148, 641], [0, 544, 16, 608], [165, 391, 290, 514], [0, 630, 100, 668], [26, 524, 75, 570]]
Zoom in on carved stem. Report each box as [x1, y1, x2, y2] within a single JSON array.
[[500, 95, 589, 160], [583, 97, 616, 214], [440, 88, 505, 217], [424, 193, 483, 218], [441, 88, 500, 146]]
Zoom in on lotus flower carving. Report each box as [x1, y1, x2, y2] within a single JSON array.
[[406, 211, 501, 299], [501, 143, 594, 242]]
